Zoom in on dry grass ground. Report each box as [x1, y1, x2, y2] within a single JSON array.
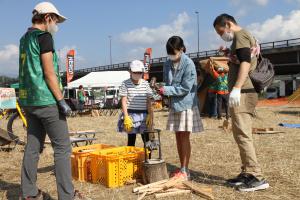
[[0, 105, 299, 200]]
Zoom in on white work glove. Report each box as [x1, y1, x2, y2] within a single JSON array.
[[229, 87, 241, 107]]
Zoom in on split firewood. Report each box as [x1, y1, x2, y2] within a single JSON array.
[[155, 190, 191, 199], [133, 179, 169, 193], [134, 177, 213, 199], [139, 177, 186, 195], [125, 179, 137, 185], [137, 192, 147, 200], [137, 186, 164, 194], [158, 188, 187, 193], [147, 187, 166, 195], [173, 182, 187, 190], [183, 181, 214, 200], [162, 177, 185, 189]]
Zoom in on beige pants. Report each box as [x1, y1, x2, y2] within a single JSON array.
[[229, 92, 263, 179]]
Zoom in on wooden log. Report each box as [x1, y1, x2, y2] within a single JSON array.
[[155, 190, 191, 199], [183, 181, 214, 200], [142, 159, 169, 184]]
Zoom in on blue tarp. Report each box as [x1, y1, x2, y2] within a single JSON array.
[[278, 123, 300, 128]]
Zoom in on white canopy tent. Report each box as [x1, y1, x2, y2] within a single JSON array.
[[67, 71, 130, 89]]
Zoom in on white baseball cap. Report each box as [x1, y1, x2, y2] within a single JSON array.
[[33, 2, 67, 23], [130, 60, 145, 72]]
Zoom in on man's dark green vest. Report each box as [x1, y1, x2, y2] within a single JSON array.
[[19, 29, 62, 106]]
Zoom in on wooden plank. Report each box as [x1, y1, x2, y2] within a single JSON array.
[[155, 190, 191, 199], [69, 130, 96, 135], [183, 181, 214, 200], [253, 130, 284, 134]]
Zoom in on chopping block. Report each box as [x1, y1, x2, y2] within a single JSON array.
[[142, 129, 169, 184]]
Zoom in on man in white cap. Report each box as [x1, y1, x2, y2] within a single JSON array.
[[19, 2, 89, 200]]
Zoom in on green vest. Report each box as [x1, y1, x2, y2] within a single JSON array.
[[208, 74, 229, 92], [19, 29, 62, 106]]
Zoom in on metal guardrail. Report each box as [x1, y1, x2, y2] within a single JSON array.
[[74, 38, 300, 74], [260, 38, 300, 49]]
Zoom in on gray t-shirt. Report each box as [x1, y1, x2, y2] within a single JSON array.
[[229, 29, 257, 90]]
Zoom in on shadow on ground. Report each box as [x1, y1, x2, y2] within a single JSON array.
[[166, 163, 230, 187], [0, 180, 53, 200]]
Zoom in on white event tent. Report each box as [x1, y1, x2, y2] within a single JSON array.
[[67, 71, 130, 89]]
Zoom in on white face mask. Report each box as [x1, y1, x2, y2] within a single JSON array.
[[221, 31, 234, 42], [168, 52, 182, 62], [47, 18, 58, 35], [131, 73, 143, 81]]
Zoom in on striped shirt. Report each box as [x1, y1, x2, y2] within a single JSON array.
[[119, 79, 153, 110]]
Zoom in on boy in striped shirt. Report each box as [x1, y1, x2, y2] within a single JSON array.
[[117, 60, 153, 146]]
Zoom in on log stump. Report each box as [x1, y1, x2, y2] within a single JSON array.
[[142, 159, 169, 184]]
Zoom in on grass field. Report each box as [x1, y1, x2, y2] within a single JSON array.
[[0, 105, 299, 200]]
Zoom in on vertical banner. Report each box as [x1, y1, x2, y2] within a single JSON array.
[[143, 48, 152, 80], [66, 49, 75, 83]]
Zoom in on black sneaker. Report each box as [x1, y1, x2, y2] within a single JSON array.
[[237, 174, 269, 192], [226, 173, 249, 187]]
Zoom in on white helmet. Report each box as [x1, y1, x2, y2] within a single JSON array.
[[33, 2, 67, 23]]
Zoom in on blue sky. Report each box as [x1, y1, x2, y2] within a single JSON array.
[[1, 0, 300, 77]]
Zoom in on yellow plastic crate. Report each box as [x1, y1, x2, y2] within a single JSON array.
[[71, 144, 115, 182], [90, 146, 146, 188]]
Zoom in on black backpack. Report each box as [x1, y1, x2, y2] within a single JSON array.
[[249, 54, 275, 93]]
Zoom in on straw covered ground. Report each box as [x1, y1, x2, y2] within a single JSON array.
[[0, 104, 299, 200]]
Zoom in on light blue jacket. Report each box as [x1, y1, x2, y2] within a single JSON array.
[[163, 53, 198, 112]]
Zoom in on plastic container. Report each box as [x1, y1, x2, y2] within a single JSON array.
[[71, 144, 115, 182], [90, 146, 145, 188]]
